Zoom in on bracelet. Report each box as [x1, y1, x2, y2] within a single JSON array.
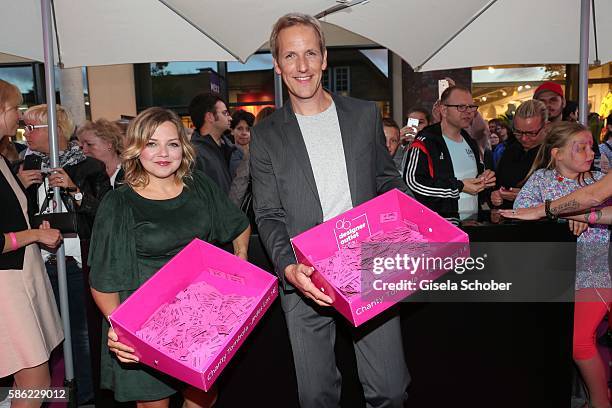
[[8, 232, 18, 251], [587, 209, 598, 225], [544, 199, 558, 221]]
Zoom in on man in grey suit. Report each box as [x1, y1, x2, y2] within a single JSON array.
[[250, 13, 411, 408]]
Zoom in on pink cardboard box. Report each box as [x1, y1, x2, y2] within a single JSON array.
[[291, 189, 469, 327], [109, 238, 278, 391]]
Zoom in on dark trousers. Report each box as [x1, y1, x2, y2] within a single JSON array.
[[46, 257, 94, 404], [280, 289, 410, 408]]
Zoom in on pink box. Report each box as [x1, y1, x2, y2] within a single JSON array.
[[109, 238, 278, 391], [291, 189, 469, 327]]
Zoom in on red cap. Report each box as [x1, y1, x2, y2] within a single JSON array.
[[534, 82, 564, 99]]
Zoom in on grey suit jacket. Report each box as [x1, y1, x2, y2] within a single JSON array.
[[250, 93, 412, 289]]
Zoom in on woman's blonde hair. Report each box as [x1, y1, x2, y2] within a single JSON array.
[[77, 118, 124, 155], [122, 107, 195, 188], [23, 104, 75, 140], [526, 121, 594, 185], [0, 79, 23, 107]]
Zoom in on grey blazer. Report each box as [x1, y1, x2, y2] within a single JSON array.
[[250, 93, 412, 289]]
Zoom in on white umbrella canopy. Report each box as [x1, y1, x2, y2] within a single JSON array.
[[1, 0, 238, 67], [158, 0, 342, 62], [1, 0, 359, 67], [322, 0, 612, 72], [417, 0, 612, 72], [320, 0, 493, 71]]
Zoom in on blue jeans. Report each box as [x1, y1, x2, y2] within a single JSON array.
[[46, 258, 94, 404]]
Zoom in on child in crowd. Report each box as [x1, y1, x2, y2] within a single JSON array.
[[514, 121, 611, 408]]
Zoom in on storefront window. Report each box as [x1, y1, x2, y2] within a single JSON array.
[[472, 65, 565, 120], [227, 54, 275, 117]]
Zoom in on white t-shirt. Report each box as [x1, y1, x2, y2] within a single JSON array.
[[110, 164, 122, 188], [296, 102, 353, 221], [443, 135, 478, 220]]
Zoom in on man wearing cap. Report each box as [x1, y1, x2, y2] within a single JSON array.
[[533, 81, 566, 123]]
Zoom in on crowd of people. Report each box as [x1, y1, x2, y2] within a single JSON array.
[[1, 11, 612, 408]]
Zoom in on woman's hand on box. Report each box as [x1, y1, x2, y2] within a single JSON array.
[[107, 327, 139, 363], [285, 264, 333, 307]]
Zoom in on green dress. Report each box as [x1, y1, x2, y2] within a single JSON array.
[[88, 171, 249, 402]]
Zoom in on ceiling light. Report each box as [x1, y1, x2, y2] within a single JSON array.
[[525, 84, 531, 89], [481, 96, 487, 102], [488, 66, 495, 73], [518, 86, 523, 91], [501, 91, 507, 96]]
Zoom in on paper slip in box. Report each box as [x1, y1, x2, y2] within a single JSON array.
[[109, 238, 278, 391], [291, 189, 469, 327]]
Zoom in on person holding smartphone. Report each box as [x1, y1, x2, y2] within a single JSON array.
[[395, 108, 431, 175], [18, 104, 111, 404], [491, 100, 547, 209]]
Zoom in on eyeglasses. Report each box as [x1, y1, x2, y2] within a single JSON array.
[[513, 126, 543, 138], [217, 110, 230, 117], [24, 124, 49, 132], [443, 104, 479, 113]]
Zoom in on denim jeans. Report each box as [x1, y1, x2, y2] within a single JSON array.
[[46, 258, 94, 404]]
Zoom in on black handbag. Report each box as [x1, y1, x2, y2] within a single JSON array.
[[31, 189, 79, 234]]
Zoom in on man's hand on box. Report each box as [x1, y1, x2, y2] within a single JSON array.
[[107, 327, 139, 363], [285, 263, 333, 307]]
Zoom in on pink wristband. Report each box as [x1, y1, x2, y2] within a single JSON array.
[[8, 232, 18, 251], [588, 210, 597, 225]]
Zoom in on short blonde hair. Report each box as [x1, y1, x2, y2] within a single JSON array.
[[0, 79, 23, 108], [122, 107, 195, 188], [23, 104, 75, 140], [269, 13, 325, 60], [77, 119, 124, 155], [515, 100, 548, 125]]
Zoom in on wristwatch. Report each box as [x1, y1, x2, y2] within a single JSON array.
[[544, 199, 557, 221], [73, 191, 83, 201]]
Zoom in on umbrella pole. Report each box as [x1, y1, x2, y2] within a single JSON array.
[[578, 0, 590, 126], [40, 0, 77, 406], [274, 72, 283, 108]]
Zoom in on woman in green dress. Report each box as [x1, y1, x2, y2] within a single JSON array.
[[89, 107, 250, 408]]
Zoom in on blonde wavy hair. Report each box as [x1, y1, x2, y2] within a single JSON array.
[[122, 107, 195, 188], [23, 104, 75, 140], [77, 118, 124, 155]]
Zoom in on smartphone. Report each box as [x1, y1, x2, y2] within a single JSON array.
[[407, 117, 419, 129], [438, 79, 450, 99], [22, 155, 42, 171]]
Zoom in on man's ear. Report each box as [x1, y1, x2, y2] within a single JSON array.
[[204, 111, 213, 123], [273, 58, 282, 75]]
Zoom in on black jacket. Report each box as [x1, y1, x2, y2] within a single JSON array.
[[191, 131, 234, 194], [403, 123, 485, 223], [23, 156, 111, 240], [495, 141, 539, 209]]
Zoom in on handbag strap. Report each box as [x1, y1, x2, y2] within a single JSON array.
[[38, 182, 73, 215]]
